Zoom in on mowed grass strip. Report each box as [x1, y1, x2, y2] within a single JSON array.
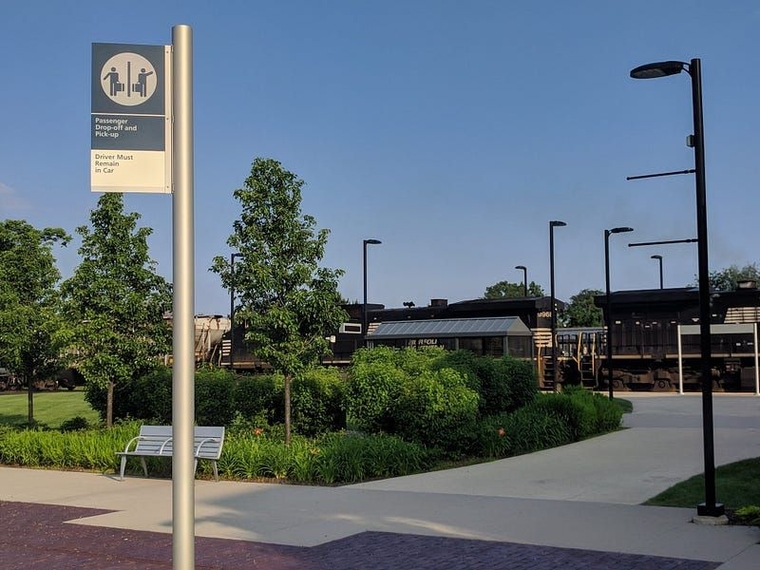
[[645, 457, 760, 510], [0, 390, 99, 429]]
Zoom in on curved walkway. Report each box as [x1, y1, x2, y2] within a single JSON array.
[[1, 394, 759, 568]]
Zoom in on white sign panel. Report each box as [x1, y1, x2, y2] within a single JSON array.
[[91, 43, 172, 193]]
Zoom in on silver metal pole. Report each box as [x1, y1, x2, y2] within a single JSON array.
[[172, 24, 195, 570]]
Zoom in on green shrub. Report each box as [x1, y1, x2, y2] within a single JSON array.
[[234, 374, 284, 425], [532, 392, 596, 441], [734, 505, 760, 526], [291, 367, 346, 437], [497, 356, 538, 411], [126, 366, 172, 422], [473, 409, 572, 458], [60, 416, 92, 432], [195, 368, 236, 426], [433, 351, 537, 416], [345, 353, 406, 433], [393, 368, 479, 451]]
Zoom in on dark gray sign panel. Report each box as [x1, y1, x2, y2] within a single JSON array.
[[91, 43, 170, 193]]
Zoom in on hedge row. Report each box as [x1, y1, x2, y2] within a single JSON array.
[[86, 366, 346, 437], [0, 423, 432, 484]]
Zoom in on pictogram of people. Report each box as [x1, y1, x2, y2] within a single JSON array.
[[103, 67, 123, 96], [134, 68, 154, 97]]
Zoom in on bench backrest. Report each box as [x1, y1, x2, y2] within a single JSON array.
[[136, 425, 225, 459]]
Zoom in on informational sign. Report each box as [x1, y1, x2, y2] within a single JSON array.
[[91, 43, 171, 193]]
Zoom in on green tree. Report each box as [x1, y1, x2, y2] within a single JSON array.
[[564, 288, 603, 327], [60, 194, 171, 427], [0, 220, 70, 423], [699, 263, 760, 292], [211, 158, 348, 444], [483, 280, 545, 299]]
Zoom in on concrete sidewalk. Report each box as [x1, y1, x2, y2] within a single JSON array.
[[1, 393, 759, 568]]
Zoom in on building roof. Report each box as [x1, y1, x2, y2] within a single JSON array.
[[368, 316, 531, 339]]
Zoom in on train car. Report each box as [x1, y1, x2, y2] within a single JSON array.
[[594, 283, 760, 391], [221, 297, 565, 384]]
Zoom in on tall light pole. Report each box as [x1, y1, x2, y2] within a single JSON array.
[[631, 58, 723, 518], [229, 252, 243, 370], [515, 265, 528, 296], [605, 227, 634, 400], [651, 254, 664, 289], [363, 239, 382, 347], [549, 221, 566, 391]]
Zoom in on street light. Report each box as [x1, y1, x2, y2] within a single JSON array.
[[515, 265, 528, 297], [651, 255, 664, 289], [363, 239, 382, 347], [604, 227, 634, 400], [549, 220, 566, 391], [229, 252, 243, 370], [631, 58, 723, 518]]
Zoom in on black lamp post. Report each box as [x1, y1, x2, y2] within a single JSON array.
[[229, 252, 243, 370], [515, 265, 528, 296], [604, 227, 634, 400], [362, 239, 382, 347], [631, 58, 723, 518], [549, 221, 566, 391], [651, 254, 664, 289]]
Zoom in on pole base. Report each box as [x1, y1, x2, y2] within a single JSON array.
[[696, 502, 725, 518]]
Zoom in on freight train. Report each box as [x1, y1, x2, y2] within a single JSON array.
[[592, 283, 760, 392], [217, 284, 760, 393]]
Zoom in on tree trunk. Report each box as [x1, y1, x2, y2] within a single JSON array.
[[26, 373, 33, 425], [106, 380, 114, 428], [284, 374, 291, 445]]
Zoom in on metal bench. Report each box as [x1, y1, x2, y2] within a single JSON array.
[[116, 425, 225, 481]]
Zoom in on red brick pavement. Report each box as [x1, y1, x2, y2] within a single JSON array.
[[0, 501, 719, 569]]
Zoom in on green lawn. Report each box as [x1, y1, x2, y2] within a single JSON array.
[[645, 457, 760, 513], [0, 390, 100, 429]]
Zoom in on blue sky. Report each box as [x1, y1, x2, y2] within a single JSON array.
[[2, 1, 759, 314]]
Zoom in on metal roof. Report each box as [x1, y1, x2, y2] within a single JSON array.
[[368, 317, 531, 339]]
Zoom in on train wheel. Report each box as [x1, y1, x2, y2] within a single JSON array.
[[612, 378, 627, 391], [654, 378, 671, 391]]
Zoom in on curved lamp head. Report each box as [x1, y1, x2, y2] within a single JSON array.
[[609, 226, 634, 235], [630, 60, 686, 79], [515, 265, 527, 271], [363, 239, 382, 246], [651, 254, 663, 261], [549, 220, 567, 228]]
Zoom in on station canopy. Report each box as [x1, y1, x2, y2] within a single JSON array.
[[368, 316, 531, 339]]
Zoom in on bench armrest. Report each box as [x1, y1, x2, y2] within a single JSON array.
[[194, 437, 221, 456], [119, 435, 142, 454], [159, 437, 173, 454]]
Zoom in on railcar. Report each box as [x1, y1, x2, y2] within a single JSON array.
[[594, 284, 760, 391]]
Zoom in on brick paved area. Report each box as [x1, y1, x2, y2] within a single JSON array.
[[0, 501, 719, 569]]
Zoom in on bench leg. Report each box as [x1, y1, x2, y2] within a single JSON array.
[[140, 457, 148, 478], [119, 456, 127, 481], [212, 461, 219, 482]]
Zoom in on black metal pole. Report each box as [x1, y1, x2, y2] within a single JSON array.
[[362, 241, 368, 348], [516, 265, 527, 296], [361, 239, 381, 348], [691, 58, 723, 518], [549, 221, 565, 391], [605, 230, 613, 400], [651, 255, 664, 289]]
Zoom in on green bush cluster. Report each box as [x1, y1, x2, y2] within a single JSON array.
[[86, 365, 346, 436], [218, 431, 431, 484], [0, 422, 138, 471], [345, 346, 480, 451], [472, 389, 623, 458], [345, 346, 540, 452], [0, 422, 430, 485]]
